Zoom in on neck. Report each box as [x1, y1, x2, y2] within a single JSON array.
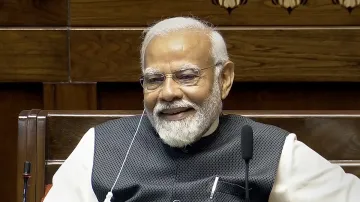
[[202, 116, 220, 138]]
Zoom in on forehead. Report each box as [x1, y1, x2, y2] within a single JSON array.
[[144, 29, 213, 71]]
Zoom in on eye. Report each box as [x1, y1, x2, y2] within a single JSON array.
[[177, 73, 197, 80], [175, 69, 199, 82], [145, 74, 164, 84]]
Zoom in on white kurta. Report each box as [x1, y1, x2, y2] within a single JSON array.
[[43, 122, 360, 202]]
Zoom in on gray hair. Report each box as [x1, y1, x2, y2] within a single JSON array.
[[140, 17, 229, 77]]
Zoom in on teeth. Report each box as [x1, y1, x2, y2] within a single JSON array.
[[167, 110, 182, 114], [162, 108, 188, 114]]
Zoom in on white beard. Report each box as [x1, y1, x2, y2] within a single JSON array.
[[145, 79, 223, 148]]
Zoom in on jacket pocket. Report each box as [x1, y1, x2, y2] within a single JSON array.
[[210, 179, 251, 201]]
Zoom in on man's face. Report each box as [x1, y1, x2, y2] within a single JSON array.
[[143, 30, 223, 148]]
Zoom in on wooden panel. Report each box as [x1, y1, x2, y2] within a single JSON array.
[[98, 82, 143, 110], [0, 0, 67, 26], [223, 29, 360, 82], [45, 114, 121, 160], [45, 162, 62, 185], [16, 110, 31, 202], [70, 30, 141, 82], [36, 111, 46, 202], [70, 29, 360, 82], [342, 164, 360, 177], [23, 110, 41, 202], [0, 83, 42, 202], [0, 30, 68, 82], [224, 82, 360, 110], [70, 0, 360, 26], [42, 110, 360, 161], [250, 115, 360, 160], [43, 83, 98, 110], [97, 82, 360, 110]]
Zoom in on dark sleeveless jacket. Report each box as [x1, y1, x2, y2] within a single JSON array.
[[91, 114, 288, 202]]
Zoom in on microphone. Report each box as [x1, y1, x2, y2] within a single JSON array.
[[22, 161, 31, 202], [241, 125, 253, 202]]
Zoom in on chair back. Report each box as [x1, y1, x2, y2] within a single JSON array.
[[17, 110, 360, 202]]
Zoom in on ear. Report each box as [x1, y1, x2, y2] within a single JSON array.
[[220, 61, 234, 100]]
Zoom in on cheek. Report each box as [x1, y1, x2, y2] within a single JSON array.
[[181, 84, 213, 105], [143, 92, 159, 112]]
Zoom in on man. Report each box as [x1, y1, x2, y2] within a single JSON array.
[[43, 17, 360, 202]]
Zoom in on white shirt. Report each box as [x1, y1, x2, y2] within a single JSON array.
[[44, 121, 360, 202]]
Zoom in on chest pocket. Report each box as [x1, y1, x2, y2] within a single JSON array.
[[210, 179, 249, 202]]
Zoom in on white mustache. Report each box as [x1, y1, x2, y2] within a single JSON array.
[[153, 100, 198, 115]]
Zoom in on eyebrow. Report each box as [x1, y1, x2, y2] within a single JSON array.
[[143, 67, 161, 75], [143, 63, 201, 75], [178, 63, 200, 71]]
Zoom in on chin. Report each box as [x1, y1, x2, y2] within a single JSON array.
[[155, 115, 205, 148], [159, 131, 202, 148]]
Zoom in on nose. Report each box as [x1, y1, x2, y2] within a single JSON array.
[[158, 76, 183, 102]]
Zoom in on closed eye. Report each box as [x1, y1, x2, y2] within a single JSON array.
[[177, 74, 198, 80]]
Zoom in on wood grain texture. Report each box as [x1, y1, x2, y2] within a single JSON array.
[[223, 82, 360, 110], [98, 82, 360, 110], [251, 116, 360, 160], [0, 0, 67, 26], [98, 82, 144, 110], [70, 30, 142, 82], [223, 29, 360, 82], [43, 83, 98, 110], [70, 29, 360, 82], [16, 110, 31, 202], [70, 0, 360, 26], [41, 110, 360, 161], [46, 115, 116, 160], [23, 110, 41, 202], [0, 30, 68, 82], [0, 84, 42, 202], [36, 111, 47, 202]]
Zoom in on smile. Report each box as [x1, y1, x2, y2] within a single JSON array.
[[159, 107, 195, 121]]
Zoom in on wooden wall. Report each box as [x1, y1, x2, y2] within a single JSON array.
[[1, 0, 360, 201]]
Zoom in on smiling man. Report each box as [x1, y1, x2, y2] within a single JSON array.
[[43, 17, 360, 202], [142, 27, 228, 148]]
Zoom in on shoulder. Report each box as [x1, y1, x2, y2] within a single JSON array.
[[93, 115, 154, 141], [94, 115, 148, 131], [222, 114, 290, 137]]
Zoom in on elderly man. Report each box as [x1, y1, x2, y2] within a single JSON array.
[[43, 17, 360, 202]]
